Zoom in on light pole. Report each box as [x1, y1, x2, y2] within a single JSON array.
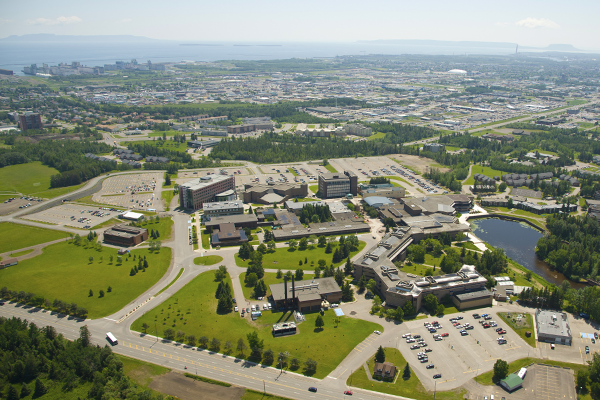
[[154, 320, 158, 343], [434, 380, 437, 399]]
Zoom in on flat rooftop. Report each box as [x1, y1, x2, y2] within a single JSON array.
[[270, 277, 340, 302], [180, 174, 232, 191], [203, 200, 243, 211], [537, 311, 572, 339]]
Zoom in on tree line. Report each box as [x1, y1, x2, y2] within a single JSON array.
[[536, 214, 600, 282], [0, 317, 174, 400]]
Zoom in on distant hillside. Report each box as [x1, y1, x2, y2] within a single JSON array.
[[0, 34, 162, 42], [358, 39, 517, 49], [521, 43, 582, 52]]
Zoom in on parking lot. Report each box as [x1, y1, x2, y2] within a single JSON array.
[[93, 172, 163, 211], [0, 196, 44, 216], [22, 204, 120, 229], [397, 309, 532, 392]]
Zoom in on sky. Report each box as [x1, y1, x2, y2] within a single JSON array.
[[1, 0, 599, 50]]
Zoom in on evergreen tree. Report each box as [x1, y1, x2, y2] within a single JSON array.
[[375, 346, 386, 363], [6, 385, 18, 400], [403, 363, 411, 378], [33, 378, 46, 397], [344, 257, 353, 275]]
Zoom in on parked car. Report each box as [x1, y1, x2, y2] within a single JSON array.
[[433, 374, 442, 379], [344, 390, 353, 395], [426, 364, 435, 369], [374, 330, 381, 335], [308, 387, 317, 392]]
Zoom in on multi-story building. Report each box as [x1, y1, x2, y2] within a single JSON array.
[[18, 112, 43, 131], [178, 175, 235, 210], [318, 171, 357, 198], [345, 124, 372, 137], [203, 200, 244, 219]]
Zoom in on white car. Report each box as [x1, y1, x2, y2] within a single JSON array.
[[402, 333, 411, 338], [263, 304, 268, 310], [374, 330, 381, 335], [234, 306, 238, 312]]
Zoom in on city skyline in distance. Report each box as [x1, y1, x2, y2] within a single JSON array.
[[1, 0, 599, 51]]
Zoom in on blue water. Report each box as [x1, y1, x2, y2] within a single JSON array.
[[0, 41, 519, 75]]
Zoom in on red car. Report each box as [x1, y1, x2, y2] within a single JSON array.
[[498, 330, 507, 334], [441, 333, 449, 337], [483, 324, 490, 328], [344, 390, 353, 395]]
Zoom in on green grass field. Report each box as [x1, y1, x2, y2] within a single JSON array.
[[120, 354, 170, 390], [10, 249, 34, 257], [201, 229, 210, 249], [235, 241, 366, 271], [193, 255, 223, 266], [239, 272, 288, 299], [0, 222, 69, 254], [288, 168, 298, 176], [0, 162, 86, 199], [309, 185, 319, 194], [161, 190, 176, 211], [129, 140, 189, 153], [242, 390, 294, 400], [136, 217, 174, 240], [401, 262, 443, 276], [131, 271, 381, 379], [0, 241, 171, 318], [347, 347, 465, 400], [497, 312, 536, 348], [464, 165, 504, 185], [567, 99, 588, 106], [323, 163, 338, 173], [367, 132, 386, 141]]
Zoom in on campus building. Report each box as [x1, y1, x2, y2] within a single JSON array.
[[103, 225, 148, 246], [536, 310, 572, 345], [243, 183, 308, 204], [203, 200, 244, 219], [353, 223, 487, 311], [18, 112, 43, 131], [210, 222, 249, 247], [359, 183, 406, 199], [178, 175, 235, 210], [226, 122, 274, 134], [318, 171, 358, 198], [269, 277, 342, 312]]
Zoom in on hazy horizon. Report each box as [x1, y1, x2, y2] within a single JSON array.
[[2, 0, 599, 51]]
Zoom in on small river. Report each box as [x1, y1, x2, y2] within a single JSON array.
[[469, 218, 585, 288]]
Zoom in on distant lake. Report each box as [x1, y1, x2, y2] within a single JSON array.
[[469, 218, 584, 288], [0, 41, 519, 75]]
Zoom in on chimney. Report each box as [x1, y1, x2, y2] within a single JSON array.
[[291, 276, 296, 309], [284, 276, 288, 307]]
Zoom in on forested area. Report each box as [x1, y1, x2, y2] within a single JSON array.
[[0, 139, 132, 188], [0, 317, 172, 399], [298, 204, 332, 224], [535, 215, 600, 281], [209, 132, 401, 163]]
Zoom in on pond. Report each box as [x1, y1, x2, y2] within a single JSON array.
[[469, 218, 584, 288]]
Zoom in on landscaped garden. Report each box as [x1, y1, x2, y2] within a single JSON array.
[[131, 270, 381, 379], [497, 312, 536, 347]]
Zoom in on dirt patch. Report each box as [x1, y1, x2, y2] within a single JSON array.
[[148, 371, 245, 400]]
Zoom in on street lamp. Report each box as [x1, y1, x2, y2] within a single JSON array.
[[434, 380, 437, 399]]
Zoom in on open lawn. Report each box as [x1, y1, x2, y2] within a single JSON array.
[[10, 249, 35, 257], [239, 272, 288, 299], [193, 255, 223, 266], [324, 163, 338, 173], [136, 216, 174, 241], [0, 222, 69, 254], [120, 354, 170, 389], [401, 261, 443, 277], [567, 99, 588, 106], [497, 312, 536, 348], [0, 241, 171, 318], [129, 140, 189, 153], [347, 347, 465, 400], [367, 132, 386, 141], [464, 165, 504, 185], [0, 161, 86, 199], [161, 190, 176, 211], [242, 390, 294, 400], [235, 241, 366, 271], [201, 229, 210, 249], [456, 242, 481, 252], [309, 185, 318, 194], [131, 271, 381, 379], [288, 168, 298, 176]]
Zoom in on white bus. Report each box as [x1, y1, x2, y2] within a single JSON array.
[[106, 332, 118, 345]]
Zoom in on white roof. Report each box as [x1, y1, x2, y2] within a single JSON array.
[[122, 211, 143, 220]]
